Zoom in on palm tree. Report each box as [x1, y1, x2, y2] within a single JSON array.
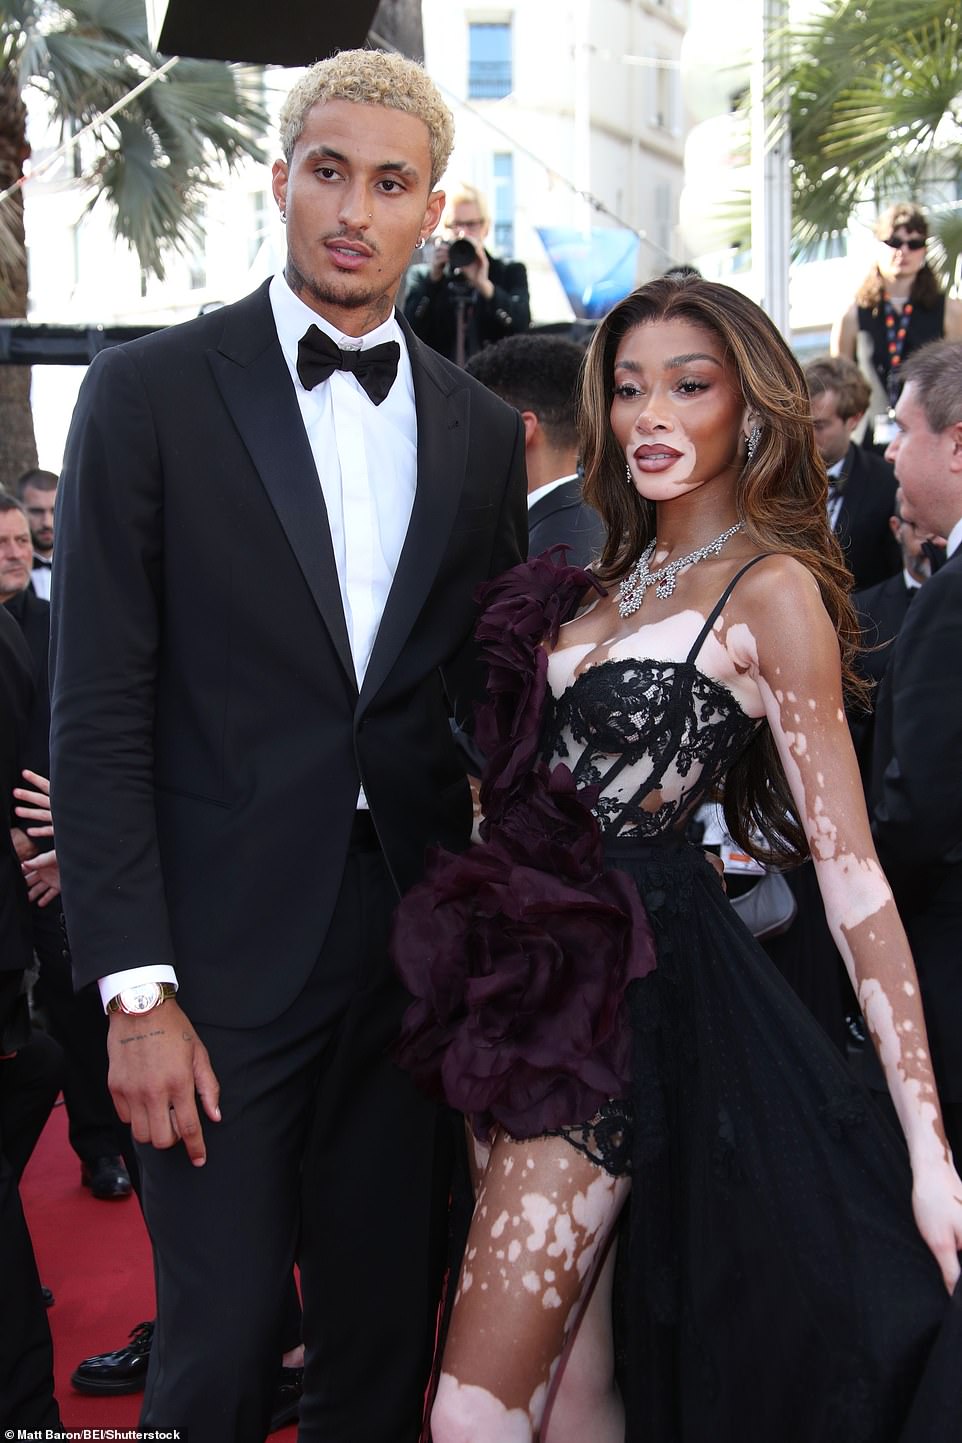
[[780, 0, 962, 273], [0, 0, 269, 483]]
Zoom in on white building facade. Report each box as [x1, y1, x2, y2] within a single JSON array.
[[421, 0, 690, 321]]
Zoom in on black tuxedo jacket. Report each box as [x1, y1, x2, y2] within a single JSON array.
[[50, 282, 527, 1025], [528, 478, 606, 570], [834, 442, 900, 591], [0, 606, 34, 979], [870, 547, 962, 1099]]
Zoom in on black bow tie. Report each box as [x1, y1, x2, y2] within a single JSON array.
[[296, 325, 400, 406]]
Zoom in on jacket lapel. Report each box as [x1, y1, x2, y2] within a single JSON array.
[[207, 282, 357, 692], [359, 318, 470, 710]]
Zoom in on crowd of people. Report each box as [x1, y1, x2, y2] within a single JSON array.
[[2, 43, 961, 1443]]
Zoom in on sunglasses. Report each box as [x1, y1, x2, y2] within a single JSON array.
[[882, 236, 926, 252]]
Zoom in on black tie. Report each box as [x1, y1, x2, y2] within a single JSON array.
[[296, 325, 400, 406]]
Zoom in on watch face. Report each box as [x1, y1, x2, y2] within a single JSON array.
[[121, 984, 161, 1014]]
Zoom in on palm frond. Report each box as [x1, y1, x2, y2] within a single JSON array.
[[1, 0, 270, 280], [740, 0, 962, 245]]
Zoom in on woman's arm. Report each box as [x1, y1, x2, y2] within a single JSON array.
[[830, 304, 858, 359], [730, 556, 962, 1289], [943, 296, 962, 343]]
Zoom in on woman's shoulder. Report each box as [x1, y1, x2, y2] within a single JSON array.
[[726, 553, 825, 625]]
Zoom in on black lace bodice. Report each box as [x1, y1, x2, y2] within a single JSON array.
[[541, 560, 767, 840]]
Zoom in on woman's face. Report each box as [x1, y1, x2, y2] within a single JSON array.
[[876, 225, 928, 287], [611, 318, 748, 504]]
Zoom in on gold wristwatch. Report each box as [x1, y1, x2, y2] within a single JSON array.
[[106, 982, 178, 1016]]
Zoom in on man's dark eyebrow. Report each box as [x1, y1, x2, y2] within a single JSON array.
[[301, 144, 420, 178]]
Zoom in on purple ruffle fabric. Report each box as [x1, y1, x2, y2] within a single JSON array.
[[392, 549, 656, 1140]]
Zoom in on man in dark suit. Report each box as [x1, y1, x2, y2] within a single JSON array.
[[871, 339, 962, 1165], [50, 50, 526, 1443], [0, 604, 61, 1431], [404, 182, 529, 366], [466, 334, 606, 568], [0, 495, 130, 1202], [804, 355, 901, 589], [850, 491, 941, 787]]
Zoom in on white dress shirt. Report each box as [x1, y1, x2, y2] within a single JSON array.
[[98, 274, 418, 1009], [31, 556, 52, 600], [946, 516, 962, 561]]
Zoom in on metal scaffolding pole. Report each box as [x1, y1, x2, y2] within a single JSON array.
[[750, 0, 791, 336]]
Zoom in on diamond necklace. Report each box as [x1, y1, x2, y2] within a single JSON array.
[[618, 522, 744, 618]]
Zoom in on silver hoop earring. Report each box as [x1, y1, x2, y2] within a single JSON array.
[[625, 464, 633, 484], [415, 237, 425, 250], [279, 209, 286, 224], [746, 425, 762, 461]]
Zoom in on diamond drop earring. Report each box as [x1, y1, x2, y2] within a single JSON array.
[[625, 464, 633, 484], [746, 425, 762, 461]]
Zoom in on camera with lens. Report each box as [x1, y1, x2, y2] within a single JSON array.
[[445, 237, 479, 287]]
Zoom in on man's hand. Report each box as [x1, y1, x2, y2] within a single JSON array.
[[22, 848, 60, 906], [10, 825, 38, 863], [107, 999, 221, 1166], [457, 236, 494, 299], [14, 769, 54, 838], [429, 237, 449, 282]]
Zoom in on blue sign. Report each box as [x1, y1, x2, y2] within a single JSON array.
[[536, 226, 641, 319]]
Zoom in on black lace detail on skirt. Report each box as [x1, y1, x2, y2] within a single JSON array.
[[546, 1097, 634, 1177]]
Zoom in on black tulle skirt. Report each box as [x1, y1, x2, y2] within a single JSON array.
[[611, 837, 962, 1443]]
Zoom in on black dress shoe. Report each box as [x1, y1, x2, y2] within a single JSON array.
[[269, 1365, 303, 1432], [71, 1320, 153, 1395], [80, 1155, 133, 1200]]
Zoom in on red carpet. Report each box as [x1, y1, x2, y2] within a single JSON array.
[[20, 1099, 297, 1439]]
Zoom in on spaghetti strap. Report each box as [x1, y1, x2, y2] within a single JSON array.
[[685, 554, 771, 664]]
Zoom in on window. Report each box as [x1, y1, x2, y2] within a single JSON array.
[[492, 152, 515, 254], [468, 22, 512, 100]]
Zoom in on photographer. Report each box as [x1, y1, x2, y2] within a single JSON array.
[[403, 183, 529, 366]]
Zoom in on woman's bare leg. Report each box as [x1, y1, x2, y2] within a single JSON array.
[[431, 1130, 628, 1443]]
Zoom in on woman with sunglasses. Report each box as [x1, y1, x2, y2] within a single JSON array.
[[832, 202, 962, 448]]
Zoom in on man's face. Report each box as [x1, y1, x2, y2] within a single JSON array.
[[886, 382, 961, 538], [271, 99, 444, 337], [810, 389, 859, 468], [0, 509, 34, 602], [21, 482, 56, 556], [447, 200, 489, 246]]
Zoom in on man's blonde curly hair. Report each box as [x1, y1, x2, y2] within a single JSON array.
[[279, 49, 454, 189]]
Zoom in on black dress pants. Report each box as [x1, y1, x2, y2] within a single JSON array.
[[139, 842, 451, 1443], [31, 900, 122, 1165], [0, 974, 61, 1431]]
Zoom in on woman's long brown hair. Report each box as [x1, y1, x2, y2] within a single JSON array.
[[579, 275, 868, 865]]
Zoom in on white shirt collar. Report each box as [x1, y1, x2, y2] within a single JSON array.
[[269, 271, 403, 379], [527, 473, 579, 511], [946, 516, 962, 560]]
